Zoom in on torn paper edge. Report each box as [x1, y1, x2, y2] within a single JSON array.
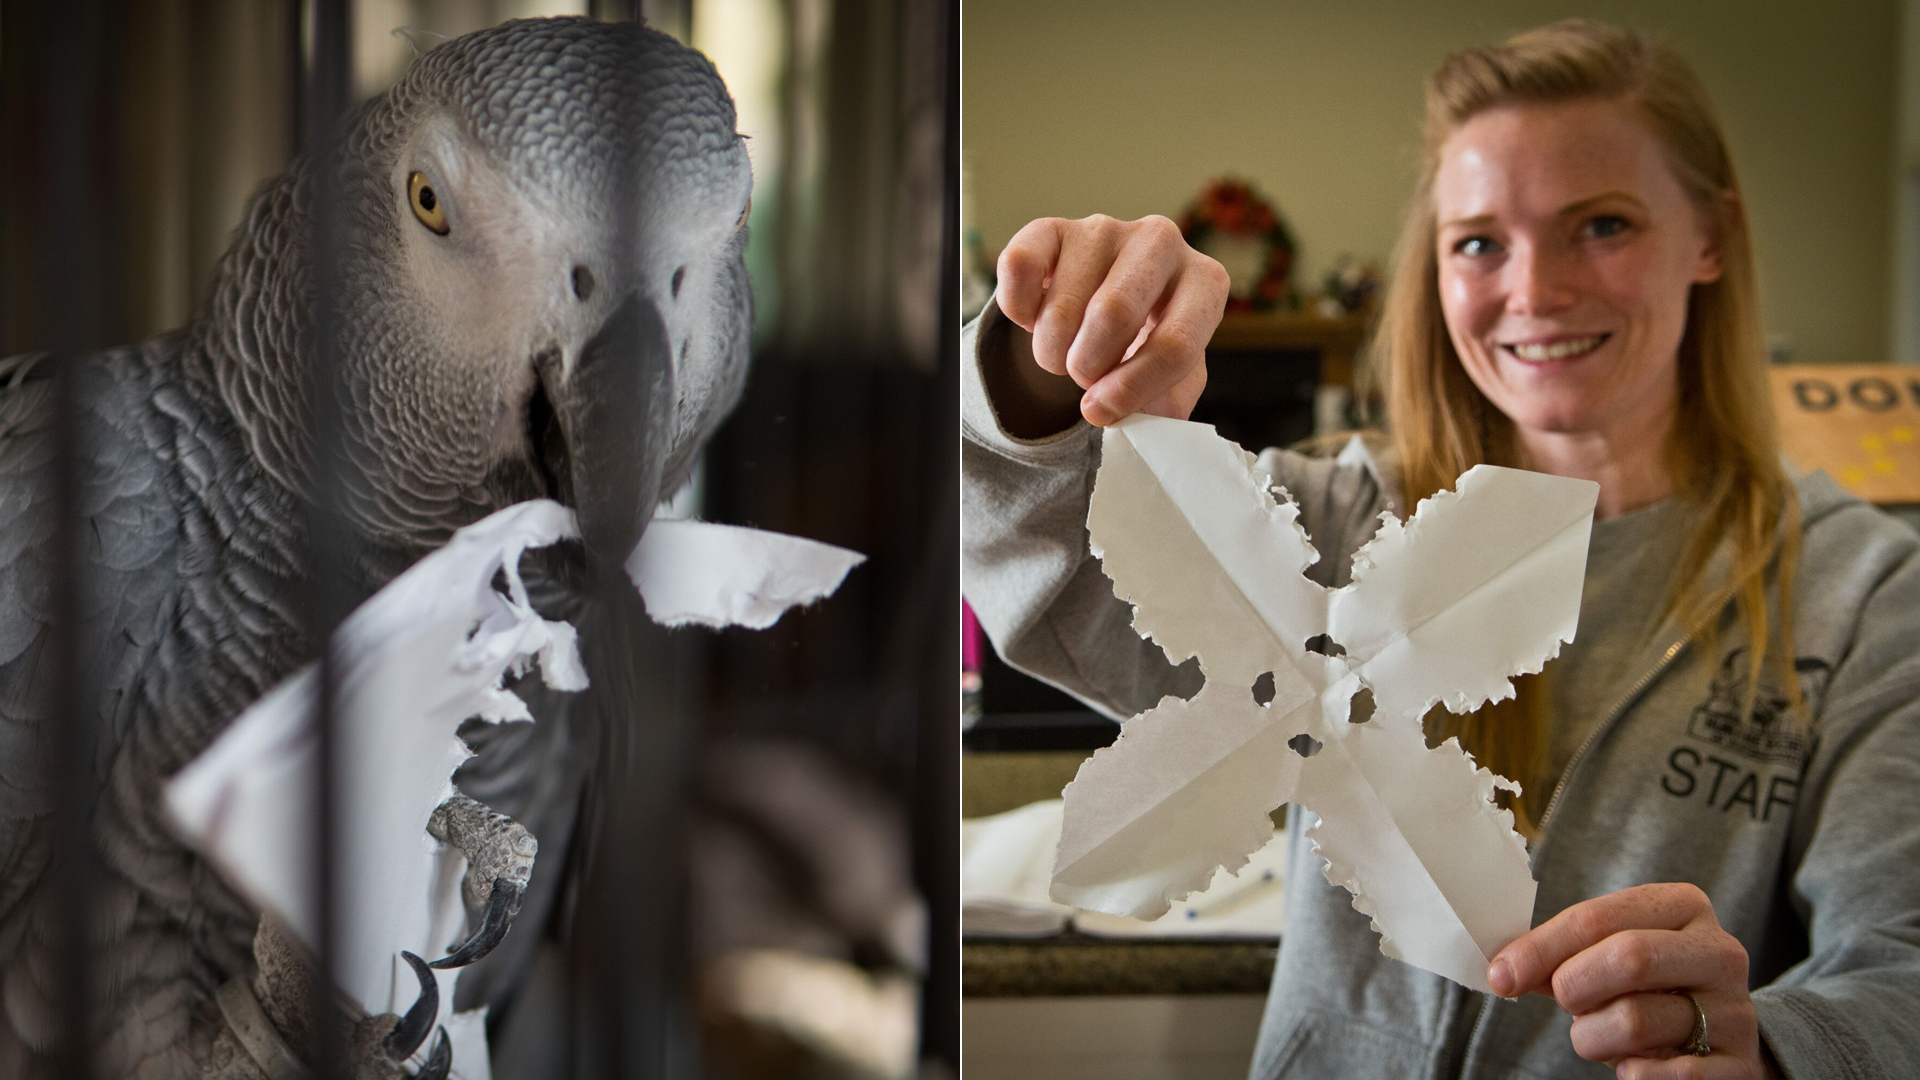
[[1299, 730, 1534, 993], [1061, 415, 1593, 986], [626, 518, 864, 629], [164, 500, 863, 1078]]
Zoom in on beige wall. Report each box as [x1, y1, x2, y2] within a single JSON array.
[[964, 0, 1902, 365]]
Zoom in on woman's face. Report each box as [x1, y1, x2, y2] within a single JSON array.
[[1432, 98, 1724, 440]]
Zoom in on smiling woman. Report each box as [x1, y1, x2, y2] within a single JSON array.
[[961, 16, 1920, 1080], [1382, 29, 1799, 828]]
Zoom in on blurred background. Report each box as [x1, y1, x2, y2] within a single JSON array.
[[964, 0, 1918, 368], [960, 3, 1919, 1078], [2, 1, 956, 1078]]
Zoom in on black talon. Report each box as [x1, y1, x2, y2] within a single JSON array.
[[414, 1027, 452, 1080], [428, 878, 522, 969], [385, 951, 439, 1060]]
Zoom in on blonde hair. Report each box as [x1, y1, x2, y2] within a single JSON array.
[[1369, 19, 1800, 826]]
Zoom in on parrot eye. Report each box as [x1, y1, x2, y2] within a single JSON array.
[[408, 171, 449, 235]]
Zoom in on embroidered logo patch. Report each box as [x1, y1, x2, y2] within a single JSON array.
[[1685, 647, 1828, 765]]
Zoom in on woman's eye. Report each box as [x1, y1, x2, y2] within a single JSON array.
[[409, 171, 450, 236], [1452, 235, 1498, 258], [1583, 214, 1629, 240]]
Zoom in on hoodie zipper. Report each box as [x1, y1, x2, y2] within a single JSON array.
[[1537, 636, 1690, 836], [1453, 635, 1691, 1076]]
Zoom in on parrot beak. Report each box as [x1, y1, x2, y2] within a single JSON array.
[[533, 291, 676, 572]]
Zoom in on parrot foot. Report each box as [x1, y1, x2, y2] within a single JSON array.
[[231, 917, 458, 1079], [347, 952, 451, 1078], [426, 791, 536, 969]]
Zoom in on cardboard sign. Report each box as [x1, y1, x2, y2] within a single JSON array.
[[1769, 365, 1920, 504]]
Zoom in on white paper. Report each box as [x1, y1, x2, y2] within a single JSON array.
[[627, 518, 864, 629], [1053, 415, 1596, 991], [960, 799, 1286, 939], [1071, 827, 1285, 939], [164, 500, 862, 1076], [961, 800, 1073, 937]]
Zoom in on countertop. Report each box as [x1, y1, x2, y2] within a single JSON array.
[[963, 932, 1279, 997]]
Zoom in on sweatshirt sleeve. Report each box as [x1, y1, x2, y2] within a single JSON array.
[[1752, 519, 1920, 1080], [959, 300, 1202, 720]]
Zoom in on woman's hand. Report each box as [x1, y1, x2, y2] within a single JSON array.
[[1488, 883, 1779, 1079], [990, 215, 1229, 433]]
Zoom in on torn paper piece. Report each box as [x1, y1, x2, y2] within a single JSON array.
[[963, 799, 1288, 939], [1329, 464, 1599, 726], [166, 499, 582, 1080], [1051, 686, 1309, 916], [1086, 415, 1330, 687], [1294, 725, 1533, 993], [444, 1009, 493, 1080], [165, 500, 863, 1077], [627, 518, 865, 629], [1073, 825, 1286, 939], [1055, 414, 1595, 990]]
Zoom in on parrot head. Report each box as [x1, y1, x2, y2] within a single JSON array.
[[206, 16, 752, 574]]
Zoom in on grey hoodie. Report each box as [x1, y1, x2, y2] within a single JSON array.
[[960, 303, 1920, 1080]]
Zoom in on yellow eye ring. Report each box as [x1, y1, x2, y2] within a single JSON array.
[[408, 171, 449, 235]]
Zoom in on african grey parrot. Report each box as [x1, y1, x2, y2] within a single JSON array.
[[0, 17, 751, 1079]]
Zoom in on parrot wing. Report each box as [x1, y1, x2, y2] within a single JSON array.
[[0, 349, 187, 1035]]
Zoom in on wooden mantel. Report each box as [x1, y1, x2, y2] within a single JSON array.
[[1206, 304, 1374, 386]]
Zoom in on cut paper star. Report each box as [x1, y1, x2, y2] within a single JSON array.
[[1051, 415, 1596, 991]]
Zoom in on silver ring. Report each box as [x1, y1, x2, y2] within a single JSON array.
[[1676, 991, 1711, 1056]]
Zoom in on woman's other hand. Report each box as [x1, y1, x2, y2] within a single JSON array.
[[988, 215, 1229, 435], [1488, 883, 1780, 1079]]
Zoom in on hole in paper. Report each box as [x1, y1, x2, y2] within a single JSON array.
[[1287, 733, 1323, 759], [1304, 633, 1346, 658], [1251, 671, 1276, 707], [1348, 687, 1375, 725]]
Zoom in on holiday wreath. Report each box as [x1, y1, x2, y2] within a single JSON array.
[[1178, 177, 1298, 313]]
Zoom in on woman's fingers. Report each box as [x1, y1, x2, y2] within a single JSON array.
[[1065, 216, 1190, 387], [1491, 884, 1770, 1078], [1550, 928, 1748, 1016], [1140, 361, 1209, 422], [1031, 218, 1126, 380], [993, 214, 1226, 424], [1492, 882, 1715, 998], [994, 218, 1065, 332], [1082, 250, 1229, 424], [1568, 991, 1700, 1063]]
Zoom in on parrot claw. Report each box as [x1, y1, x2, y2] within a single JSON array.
[[414, 1027, 452, 1080], [385, 951, 440, 1060], [428, 878, 522, 969], [425, 792, 536, 971]]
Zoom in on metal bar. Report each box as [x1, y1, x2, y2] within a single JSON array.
[[287, 0, 308, 159], [35, 2, 120, 1077], [303, 2, 353, 1078], [560, 37, 683, 1068], [914, 0, 962, 1064], [581, 54, 694, 1077], [590, 0, 640, 23], [572, 594, 692, 1079]]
